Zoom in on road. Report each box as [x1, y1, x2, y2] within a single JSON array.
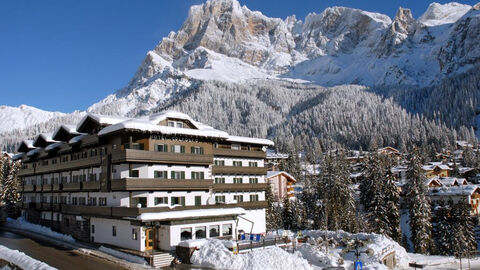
[[0, 230, 125, 270]]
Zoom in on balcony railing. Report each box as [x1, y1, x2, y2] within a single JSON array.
[[212, 166, 267, 175], [82, 181, 101, 191], [18, 157, 102, 176], [213, 183, 268, 192], [23, 185, 36, 192], [63, 182, 82, 191], [213, 148, 266, 158], [111, 149, 213, 165], [111, 178, 212, 191], [42, 184, 52, 192]]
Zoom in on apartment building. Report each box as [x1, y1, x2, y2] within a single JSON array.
[[14, 111, 273, 252]]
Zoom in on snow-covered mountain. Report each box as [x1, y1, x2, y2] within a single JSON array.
[[2, 0, 480, 151], [0, 105, 65, 133], [88, 0, 480, 116]]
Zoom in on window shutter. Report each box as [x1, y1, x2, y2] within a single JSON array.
[[171, 171, 174, 179], [164, 144, 168, 152], [181, 197, 185, 206], [171, 145, 174, 152], [200, 172, 204, 179], [181, 145, 185, 153], [200, 147, 204, 154], [181, 171, 185, 179], [191, 146, 194, 154], [164, 171, 168, 179]]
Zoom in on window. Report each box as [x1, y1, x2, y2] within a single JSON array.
[[112, 226, 117, 236], [91, 225, 95, 234], [215, 195, 225, 204], [99, 197, 107, 206], [64, 218, 69, 227], [234, 195, 244, 202], [129, 170, 139, 178], [176, 122, 184, 128], [195, 196, 201, 206], [132, 197, 147, 208], [171, 145, 185, 153], [79, 197, 86, 205], [71, 197, 78, 205], [233, 177, 243, 184], [191, 146, 204, 155], [154, 197, 168, 205], [132, 229, 138, 240], [180, 228, 192, 241], [155, 144, 168, 152], [154, 171, 168, 179], [250, 194, 259, 201], [191, 172, 205, 180], [231, 144, 241, 150], [171, 197, 185, 206], [249, 178, 258, 184], [215, 177, 225, 184], [248, 162, 258, 167], [195, 226, 206, 239], [168, 121, 175, 127], [168, 121, 184, 128], [89, 174, 97, 181], [89, 197, 97, 206], [214, 160, 225, 166], [125, 143, 144, 150], [233, 161, 242, 167], [222, 224, 232, 236], [171, 171, 185, 179], [209, 225, 220, 237]]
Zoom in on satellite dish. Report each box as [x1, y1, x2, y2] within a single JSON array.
[[207, 196, 216, 205]]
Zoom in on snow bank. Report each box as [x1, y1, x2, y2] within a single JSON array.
[[98, 246, 147, 265], [191, 239, 312, 270], [5, 218, 75, 243], [178, 239, 207, 248], [408, 253, 456, 266], [0, 244, 56, 270], [300, 230, 410, 270]]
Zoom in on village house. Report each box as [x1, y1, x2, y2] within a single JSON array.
[[429, 185, 480, 216], [14, 111, 273, 254], [265, 171, 297, 201], [422, 163, 451, 178]]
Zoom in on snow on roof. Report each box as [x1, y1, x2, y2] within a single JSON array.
[[45, 141, 65, 152], [456, 140, 473, 148], [459, 167, 476, 174], [12, 153, 25, 161], [68, 134, 88, 144], [52, 124, 84, 140], [33, 133, 58, 146], [429, 185, 480, 197], [266, 171, 297, 182], [98, 119, 230, 138], [148, 110, 202, 129], [391, 166, 408, 173], [422, 164, 451, 171], [76, 113, 130, 130], [26, 148, 41, 157], [227, 135, 274, 146], [135, 207, 246, 221]]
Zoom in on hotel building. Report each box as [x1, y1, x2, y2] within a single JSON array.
[[14, 111, 272, 252]]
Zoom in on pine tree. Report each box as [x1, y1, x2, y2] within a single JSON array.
[[0, 155, 20, 207], [405, 151, 433, 254], [265, 183, 283, 230], [450, 200, 477, 258], [432, 203, 452, 255], [282, 197, 296, 230]]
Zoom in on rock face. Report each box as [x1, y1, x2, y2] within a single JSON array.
[[87, 0, 480, 116]]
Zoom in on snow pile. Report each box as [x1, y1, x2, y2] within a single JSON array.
[[98, 246, 147, 265], [299, 230, 410, 270], [6, 218, 75, 243], [190, 239, 312, 270], [408, 253, 456, 266], [0, 244, 56, 270], [178, 239, 208, 248]]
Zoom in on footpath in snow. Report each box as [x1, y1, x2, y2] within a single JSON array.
[[0, 244, 56, 270]]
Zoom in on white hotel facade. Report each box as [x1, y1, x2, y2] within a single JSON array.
[[15, 111, 272, 252]]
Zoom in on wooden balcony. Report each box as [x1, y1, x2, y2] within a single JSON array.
[[212, 166, 267, 175], [62, 204, 112, 216], [237, 200, 268, 209], [213, 183, 268, 192], [110, 178, 212, 191], [82, 181, 101, 191], [63, 182, 82, 191], [41, 203, 52, 211], [111, 149, 213, 165], [18, 167, 34, 177], [213, 148, 266, 158], [52, 184, 61, 191], [23, 185, 36, 192], [42, 184, 52, 192]]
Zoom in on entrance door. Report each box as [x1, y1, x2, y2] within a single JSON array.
[[145, 228, 155, 251]]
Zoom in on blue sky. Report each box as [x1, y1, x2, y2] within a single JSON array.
[[1, 0, 477, 113]]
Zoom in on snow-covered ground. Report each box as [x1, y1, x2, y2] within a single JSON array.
[[190, 230, 409, 270], [98, 246, 147, 265], [0, 244, 56, 270], [5, 218, 75, 242]]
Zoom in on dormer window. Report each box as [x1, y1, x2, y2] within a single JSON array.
[[168, 121, 184, 128]]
